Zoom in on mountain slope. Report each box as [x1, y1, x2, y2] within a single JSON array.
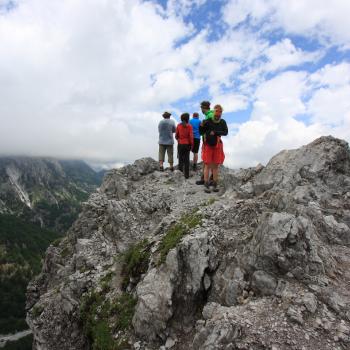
[[0, 157, 104, 337], [26, 136, 350, 350], [0, 214, 60, 334], [0, 157, 103, 233]]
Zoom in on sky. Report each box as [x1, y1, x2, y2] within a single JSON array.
[[0, 0, 349, 169]]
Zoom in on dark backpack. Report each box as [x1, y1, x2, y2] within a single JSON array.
[[206, 133, 218, 146]]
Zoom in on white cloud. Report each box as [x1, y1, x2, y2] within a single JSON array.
[[223, 0, 270, 28], [310, 62, 350, 88], [211, 93, 248, 113], [142, 69, 200, 105], [166, 0, 207, 17], [264, 39, 321, 72], [0, 0, 349, 171], [223, 64, 350, 168], [308, 86, 350, 125], [0, 0, 196, 162], [224, 116, 328, 168], [223, 0, 350, 48], [252, 71, 307, 121]]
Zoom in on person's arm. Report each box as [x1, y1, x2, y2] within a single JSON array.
[[172, 120, 176, 133], [215, 120, 228, 136], [175, 125, 179, 140], [199, 120, 207, 135]]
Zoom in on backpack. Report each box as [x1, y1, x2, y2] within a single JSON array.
[[206, 133, 218, 146]]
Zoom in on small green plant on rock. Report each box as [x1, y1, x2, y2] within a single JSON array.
[[60, 245, 71, 259], [31, 304, 44, 319], [121, 239, 150, 290], [158, 209, 202, 265], [109, 293, 137, 331], [79, 268, 136, 350], [204, 197, 217, 206], [51, 237, 62, 247]]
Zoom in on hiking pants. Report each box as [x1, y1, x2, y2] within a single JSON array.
[[159, 144, 174, 163], [178, 144, 191, 178]]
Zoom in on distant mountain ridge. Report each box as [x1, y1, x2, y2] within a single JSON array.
[[0, 156, 105, 339], [0, 157, 105, 233]]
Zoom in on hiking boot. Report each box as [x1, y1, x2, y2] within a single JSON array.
[[204, 182, 211, 193], [159, 166, 164, 172], [212, 181, 219, 192], [193, 163, 197, 171], [170, 166, 174, 172], [196, 179, 204, 185]]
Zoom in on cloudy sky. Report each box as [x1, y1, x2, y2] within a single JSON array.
[[0, 0, 349, 169]]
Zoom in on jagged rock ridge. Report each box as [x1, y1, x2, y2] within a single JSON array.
[[27, 136, 350, 349]]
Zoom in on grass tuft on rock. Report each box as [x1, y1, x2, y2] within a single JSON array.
[[80, 290, 135, 350], [158, 210, 202, 265], [121, 239, 150, 290], [109, 293, 137, 331]]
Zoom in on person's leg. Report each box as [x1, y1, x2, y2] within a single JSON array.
[[204, 163, 214, 193], [159, 145, 165, 170], [203, 164, 210, 182], [209, 167, 214, 184], [178, 144, 184, 172], [193, 153, 198, 165], [212, 164, 219, 182], [196, 141, 205, 185], [184, 145, 190, 179], [203, 163, 211, 192], [212, 164, 219, 192], [192, 139, 199, 170], [168, 145, 174, 170]]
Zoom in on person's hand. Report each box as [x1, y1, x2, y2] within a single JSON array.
[[210, 131, 215, 135]]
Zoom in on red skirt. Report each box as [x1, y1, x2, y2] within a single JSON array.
[[202, 140, 225, 165]]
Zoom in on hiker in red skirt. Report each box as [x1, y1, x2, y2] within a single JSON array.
[[199, 104, 228, 193]]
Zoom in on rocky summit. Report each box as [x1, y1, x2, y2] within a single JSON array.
[[26, 136, 350, 350]]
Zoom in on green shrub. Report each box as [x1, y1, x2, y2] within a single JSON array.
[[109, 293, 137, 331], [60, 246, 71, 259], [121, 240, 150, 290], [0, 214, 60, 334], [80, 273, 136, 350], [158, 210, 202, 265], [202, 197, 217, 206], [31, 304, 44, 318], [52, 238, 62, 247], [91, 320, 115, 350]]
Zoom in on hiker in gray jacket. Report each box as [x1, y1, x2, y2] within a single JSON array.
[[158, 111, 176, 171]]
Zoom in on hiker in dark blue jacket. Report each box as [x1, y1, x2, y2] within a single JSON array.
[[189, 112, 201, 171]]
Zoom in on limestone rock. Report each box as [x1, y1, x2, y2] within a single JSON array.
[[26, 136, 350, 350]]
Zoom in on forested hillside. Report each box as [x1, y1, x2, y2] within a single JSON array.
[[0, 157, 105, 338], [0, 214, 60, 334]]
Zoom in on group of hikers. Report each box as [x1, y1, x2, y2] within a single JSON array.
[[158, 100, 228, 193]]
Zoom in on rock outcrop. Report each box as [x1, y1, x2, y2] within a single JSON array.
[[27, 137, 350, 349]]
